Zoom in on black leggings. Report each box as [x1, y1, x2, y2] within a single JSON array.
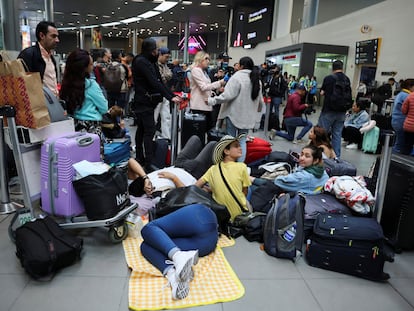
[[342, 126, 363, 146]]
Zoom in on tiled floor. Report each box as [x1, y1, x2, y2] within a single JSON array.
[[1, 107, 413, 311]]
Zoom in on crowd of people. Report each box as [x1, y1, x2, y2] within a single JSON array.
[[16, 20, 414, 301]]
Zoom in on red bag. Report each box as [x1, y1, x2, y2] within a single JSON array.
[[245, 137, 272, 164]]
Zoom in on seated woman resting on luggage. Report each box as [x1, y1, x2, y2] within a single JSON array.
[[308, 125, 337, 159], [342, 100, 370, 150], [140, 203, 218, 300], [251, 144, 329, 195]]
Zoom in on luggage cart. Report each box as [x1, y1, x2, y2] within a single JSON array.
[[1, 105, 137, 243]]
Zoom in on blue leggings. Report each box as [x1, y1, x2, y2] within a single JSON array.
[[140, 204, 219, 274]]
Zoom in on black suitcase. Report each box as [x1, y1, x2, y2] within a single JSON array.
[[181, 112, 207, 148], [381, 154, 414, 250], [303, 192, 352, 239], [305, 214, 390, 281]]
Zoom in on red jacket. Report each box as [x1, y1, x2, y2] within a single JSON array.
[[283, 92, 307, 118], [402, 92, 414, 132]]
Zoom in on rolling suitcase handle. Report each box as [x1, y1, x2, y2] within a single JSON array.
[[373, 132, 394, 223]]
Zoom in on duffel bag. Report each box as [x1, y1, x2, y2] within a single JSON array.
[[73, 167, 130, 220], [323, 157, 357, 177], [15, 216, 83, 279]]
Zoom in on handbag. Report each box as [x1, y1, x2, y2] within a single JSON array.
[[146, 92, 163, 105], [0, 58, 50, 128], [232, 211, 267, 242], [152, 185, 230, 235], [73, 167, 130, 220]]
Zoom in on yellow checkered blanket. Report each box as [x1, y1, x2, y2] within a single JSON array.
[[123, 235, 244, 310]]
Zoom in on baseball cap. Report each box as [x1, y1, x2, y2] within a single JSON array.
[[159, 47, 170, 55], [217, 52, 232, 60]]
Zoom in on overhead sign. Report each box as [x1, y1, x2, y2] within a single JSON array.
[[355, 38, 381, 65]]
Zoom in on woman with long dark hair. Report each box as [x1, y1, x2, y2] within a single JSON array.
[[208, 56, 264, 162], [60, 48, 108, 132]]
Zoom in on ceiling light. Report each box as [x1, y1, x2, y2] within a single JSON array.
[[120, 17, 141, 23], [101, 21, 122, 27], [216, 4, 227, 8], [182, 1, 192, 4], [71, 12, 80, 16], [138, 10, 161, 19], [200, 2, 211, 6], [87, 14, 96, 17], [154, 1, 178, 12]]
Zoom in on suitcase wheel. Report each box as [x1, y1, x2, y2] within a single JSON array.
[[108, 222, 128, 243]]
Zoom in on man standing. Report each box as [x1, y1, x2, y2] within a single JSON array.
[[18, 21, 59, 96], [154, 47, 173, 140], [267, 66, 287, 130], [317, 60, 352, 158], [132, 38, 181, 172]]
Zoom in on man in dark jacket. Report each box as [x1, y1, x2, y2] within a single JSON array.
[[18, 21, 59, 96], [132, 38, 181, 172]]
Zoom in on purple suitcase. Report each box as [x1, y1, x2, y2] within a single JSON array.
[[41, 132, 101, 217]]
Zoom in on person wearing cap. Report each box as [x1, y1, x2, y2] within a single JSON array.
[[195, 134, 251, 221], [207, 56, 264, 162], [154, 47, 173, 140], [132, 38, 182, 172], [269, 84, 312, 143], [189, 51, 226, 138]]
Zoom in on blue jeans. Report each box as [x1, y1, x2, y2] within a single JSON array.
[[140, 204, 218, 274], [276, 117, 313, 141], [225, 117, 249, 163], [318, 111, 346, 158], [270, 97, 283, 122], [391, 120, 405, 153]]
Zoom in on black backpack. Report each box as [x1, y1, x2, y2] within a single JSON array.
[[263, 192, 306, 260], [15, 217, 83, 279], [329, 74, 353, 112], [250, 179, 283, 213]]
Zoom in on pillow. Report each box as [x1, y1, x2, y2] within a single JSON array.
[[147, 167, 196, 192], [360, 120, 376, 133]]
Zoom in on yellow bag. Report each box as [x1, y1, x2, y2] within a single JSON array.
[[0, 57, 50, 128]]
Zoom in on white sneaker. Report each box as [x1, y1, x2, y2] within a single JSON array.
[[172, 250, 199, 281], [346, 143, 358, 150], [293, 139, 305, 144], [341, 140, 349, 146], [166, 268, 190, 300], [268, 129, 277, 140]]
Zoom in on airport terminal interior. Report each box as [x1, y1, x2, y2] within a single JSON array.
[[1, 0, 414, 310]]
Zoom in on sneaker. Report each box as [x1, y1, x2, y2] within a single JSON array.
[[293, 139, 305, 144], [268, 129, 277, 140], [346, 143, 358, 150], [172, 250, 199, 281], [341, 140, 348, 146], [166, 268, 190, 300]]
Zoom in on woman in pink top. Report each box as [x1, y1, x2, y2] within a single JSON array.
[[189, 51, 226, 141], [401, 92, 414, 154]]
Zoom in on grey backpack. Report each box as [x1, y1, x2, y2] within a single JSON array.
[[263, 192, 306, 261]]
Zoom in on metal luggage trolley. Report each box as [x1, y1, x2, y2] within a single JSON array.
[[1, 105, 137, 243]]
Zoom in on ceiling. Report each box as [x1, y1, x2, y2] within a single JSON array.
[[17, 0, 241, 37]]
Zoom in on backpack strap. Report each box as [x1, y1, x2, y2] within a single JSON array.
[[219, 162, 249, 212]]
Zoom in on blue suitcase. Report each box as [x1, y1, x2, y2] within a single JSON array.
[[103, 138, 131, 165], [362, 126, 380, 153]]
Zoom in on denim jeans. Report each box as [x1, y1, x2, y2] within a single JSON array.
[[225, 117, 249, 162], [391, 120, 405, 153], [276, 117, 313, 141], [270, 96, 283, 122], [141, 204, 218, 274], [318, 111, 346, 158]]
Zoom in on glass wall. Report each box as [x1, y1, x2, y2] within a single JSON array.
[[265, 51, 301, 78], [313, 52, 347, 87]]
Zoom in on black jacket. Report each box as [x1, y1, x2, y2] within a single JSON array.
[[17, 42, 58, 81], [132, 53, 174, 112]]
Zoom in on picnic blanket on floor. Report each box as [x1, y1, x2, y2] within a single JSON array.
[[123, 235, 243, 310]]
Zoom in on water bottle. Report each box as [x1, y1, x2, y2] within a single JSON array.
[[126, 213, 144, 239], [283, 223, 297, 242]]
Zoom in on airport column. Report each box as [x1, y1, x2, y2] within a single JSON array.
[[1, 0, 20, 51], [44, 0, 54, 21]]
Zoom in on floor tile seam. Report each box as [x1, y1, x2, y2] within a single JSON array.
[[116, 276, 129, 311], [302, 277, 328, 311], [7, 275, 30, 311], [388, 281, 414, 310], [45, 274, 129, 279], [239, 276, 304, 281]]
